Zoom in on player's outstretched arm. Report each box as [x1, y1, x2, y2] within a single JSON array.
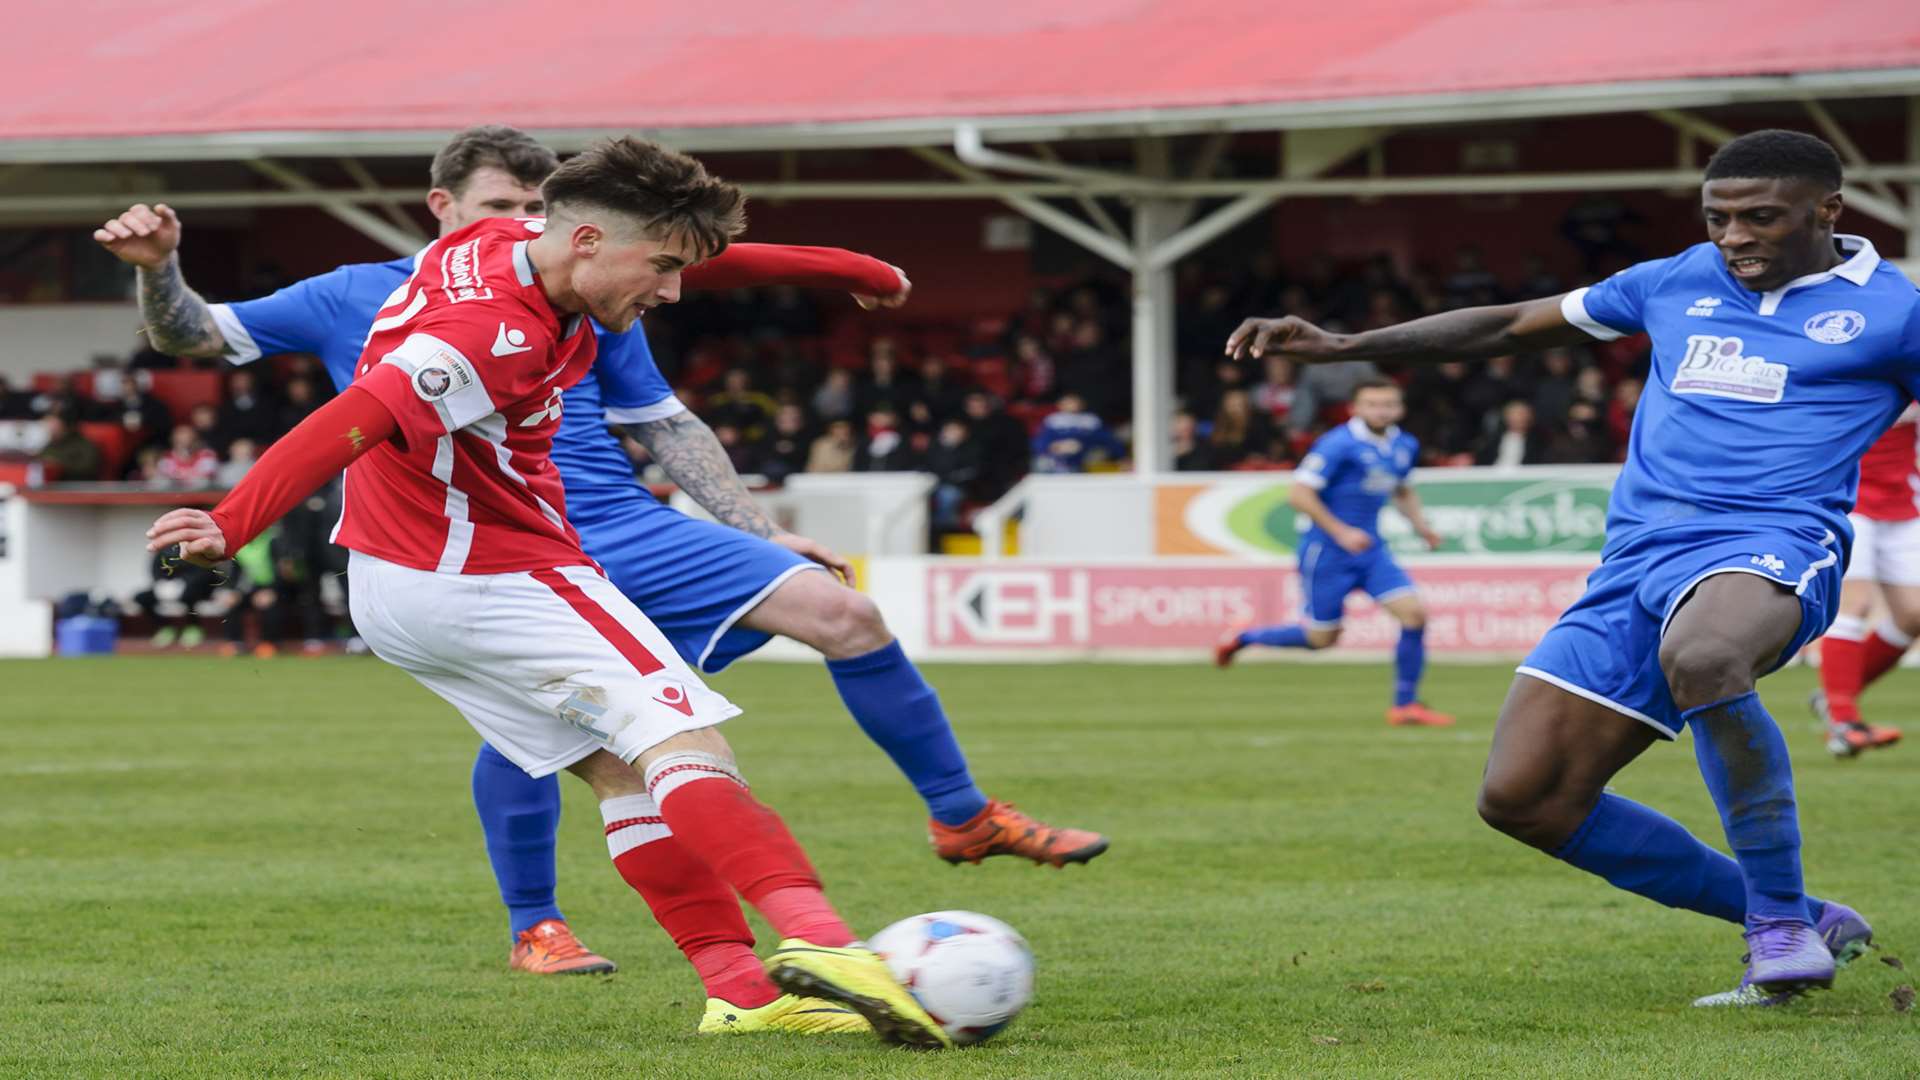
[[145, 388, 395, 567], [1392, 484, 1444, 550], [682, 243, 907, 305], [1226, 294, 1588, 365], [92, 204, 227, 357]]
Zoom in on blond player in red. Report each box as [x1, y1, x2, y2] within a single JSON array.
[[144, 138, 952, 1049], [1811, 405, 1915, 757]]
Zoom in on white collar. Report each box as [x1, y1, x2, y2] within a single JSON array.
[[1346, 416, 1399, 449], [1755, 234, 1878, 315]]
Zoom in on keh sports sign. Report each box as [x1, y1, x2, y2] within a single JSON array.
[[921, 562, 1593, 654], [1154, 467, 1618, 558]]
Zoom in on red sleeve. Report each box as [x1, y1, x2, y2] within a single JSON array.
[[681, 243, 901, 295], [208, 387, 396, 553]]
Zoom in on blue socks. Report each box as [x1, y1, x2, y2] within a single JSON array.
[[1239, 624, 1310, 649], [1685, 691, 1810, 925], [1393, 626, 1426, 707], [827, 641, 988, 826], [1553, 792, 1827, 927], [471, 743, 564, 941]]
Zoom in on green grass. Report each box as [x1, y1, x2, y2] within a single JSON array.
[[2, 657, 1917, 1078]]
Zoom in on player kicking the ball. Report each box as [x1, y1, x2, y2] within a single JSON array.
[[1227, 130, 1900, 1006], [1213, 376, 1453, 727], [1810, 409, 1914, 757], [100, 126, 1104, 1023], [145, 138, 955, 1047]]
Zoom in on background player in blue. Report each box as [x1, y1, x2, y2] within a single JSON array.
[[98, 126, 1106, 991], [1213, 378, 1455, 726], [1226, 130, 1915, 1007]]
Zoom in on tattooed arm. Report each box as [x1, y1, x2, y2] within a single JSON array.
[[626, 408, 856, 581], [625, 409, 778, 537], [1224, 294, 1588, 365], [95, 204, 228, 357]]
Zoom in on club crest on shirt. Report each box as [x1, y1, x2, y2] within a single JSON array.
[[1803, 309, 1866, 345], [412, 349, 476, 401], [1672, 335, 1787, 404]]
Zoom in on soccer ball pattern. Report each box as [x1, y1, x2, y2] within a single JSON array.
[[868, 910, 1035, 1045]]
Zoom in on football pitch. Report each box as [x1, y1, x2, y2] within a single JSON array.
[[4, 656, 1917, 1078]]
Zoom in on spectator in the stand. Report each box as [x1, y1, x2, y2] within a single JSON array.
[[858, 404, 922, 471], [278, 376, 321, 435], [1560, 193, 1646, 275], [1032, 392, 1125, 474], [1573, 365, 1610, 410], [1531, 347, 1580, 426], [858, 340, 918, 416], [1404, 361, 1479, 460], [806, 418, 857, 474], [1518, 254, 1565, 299], [710, 421, 763, 476], [757, 284, 821, 338], [1444, 246, 1502, 306], [133, 550, 218, 649], [216, 368, 280, 450], [114, 373, 173, 458], [218, 528, 286, 658], [1057, 319, 1120, 416], [187, 403, 221, 454], [1547, 400, 1615, 464], [216, 438, 258, 488], [1251, 356, 1296, 428], [963, 391, 1030, 497], [704, 367, 777, 442], [1473, 399, 1549, 467], [0, 375, 32, 419], [1287, 355, 1380, 436], [1012, 334, 1056, 403], [760, 403, 811, 485], [1209, 388, 1276, 468], [918, 357, 967, 422], [1172, 409, 1217, 472], [1606, 376, 1643, 456], [1462, 354, 1532, 420], [925, 418, 984, 532], [31, 374, 103, 421], [276, 486, 346, 652], [151, 424, 219, 488], [810, 367, 856, 422], [33, 412, 103, 481]]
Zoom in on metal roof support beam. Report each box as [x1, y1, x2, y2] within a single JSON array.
[[1652, 109, 1911, 234], [1906, 96, 1920, 276], [908, 146, 1136, 268], [1800, 99, 1900, 204], [246, 158, 423, 255], [337, 156, 428, 242], [1032, 143, 1126, 241], [953, 124, 1133, 188], [1131, 137, 1179, 476]]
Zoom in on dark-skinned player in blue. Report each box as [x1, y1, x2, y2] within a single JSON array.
[[1227, 130, 1911, 1007]]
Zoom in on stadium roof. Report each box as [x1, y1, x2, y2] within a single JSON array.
[[6, 0, 1920, 162]]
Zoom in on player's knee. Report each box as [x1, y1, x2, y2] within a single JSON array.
[[1305, 626, 1341, 649], [1659, 635, 1753, 711], [1398, 605, 1427, 631], [1475, 776, 1568, 848], [813, 587, 891, 657]]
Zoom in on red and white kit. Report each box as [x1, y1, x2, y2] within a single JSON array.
[[341, 217, 735, 775], [1846, 404, 1920, 587]]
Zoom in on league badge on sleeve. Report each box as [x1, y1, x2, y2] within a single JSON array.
[[1803, 310, 1865, 345]]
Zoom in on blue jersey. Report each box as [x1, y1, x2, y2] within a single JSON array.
[[1562, 236, 1920, 553], [1294, 417, 1419, 538], [209, 256, 679, 514]]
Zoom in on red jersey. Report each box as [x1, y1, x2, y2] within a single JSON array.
[[1854, 404, 1920, 523], [333, 218, 598, 574]]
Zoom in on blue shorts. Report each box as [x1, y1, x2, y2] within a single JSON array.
[[1297, 535, 1415, 628], [1518, 517, 1844, 740], [570, 494, 816, 674]]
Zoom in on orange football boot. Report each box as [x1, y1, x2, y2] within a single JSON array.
[[930, 801, 1109, 867], [509, 919, 617, 975], [1386, 702, 1455, 727], [1213, 624, 1249, 668]]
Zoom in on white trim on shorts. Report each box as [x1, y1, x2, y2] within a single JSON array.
[[1371, 585, 1417, 606], [1514, 665, 1679, 740], [694, 562, 824, 672]]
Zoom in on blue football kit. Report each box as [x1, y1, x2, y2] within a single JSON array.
[[1523, 235, 1920, 738], [1291, 417, 1421, 628]]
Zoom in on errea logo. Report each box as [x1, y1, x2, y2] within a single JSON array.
[[1751, 553, 1787, 575], [1686, 297, 1723, 317]]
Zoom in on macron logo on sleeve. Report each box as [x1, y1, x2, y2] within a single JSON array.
[[492, 323, 533, 357]]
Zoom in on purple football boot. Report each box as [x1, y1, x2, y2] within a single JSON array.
[[1693, 908, 1864, 1008]]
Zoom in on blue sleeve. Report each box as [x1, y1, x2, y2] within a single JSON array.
[[1898, 297, 1920, 401], [592, 322, 679, 423], [1294, 431, 1345, 490], [207, 269, 350, 364], [1561, 254, 1676, 340], [1399, 435, 1421, 483]]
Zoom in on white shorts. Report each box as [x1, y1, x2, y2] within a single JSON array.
[[348, 552, 740, 777], [1844, 514, 1920, 587]]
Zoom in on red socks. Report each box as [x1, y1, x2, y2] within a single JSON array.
[[1861, 621, 1912, 688], [1820, 617, 1866, 724], [643, 752, 856, 948], [601, 794, 777, 1008]]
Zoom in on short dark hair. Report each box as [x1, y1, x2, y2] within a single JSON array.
[[1703, 129, 1843, 192], [542, 137, 747, 261], [1352, 376, 1401, 397], [429, 125, 559, 195]]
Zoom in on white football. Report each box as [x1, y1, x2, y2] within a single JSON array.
[[868, 910, 1035, 1045]]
